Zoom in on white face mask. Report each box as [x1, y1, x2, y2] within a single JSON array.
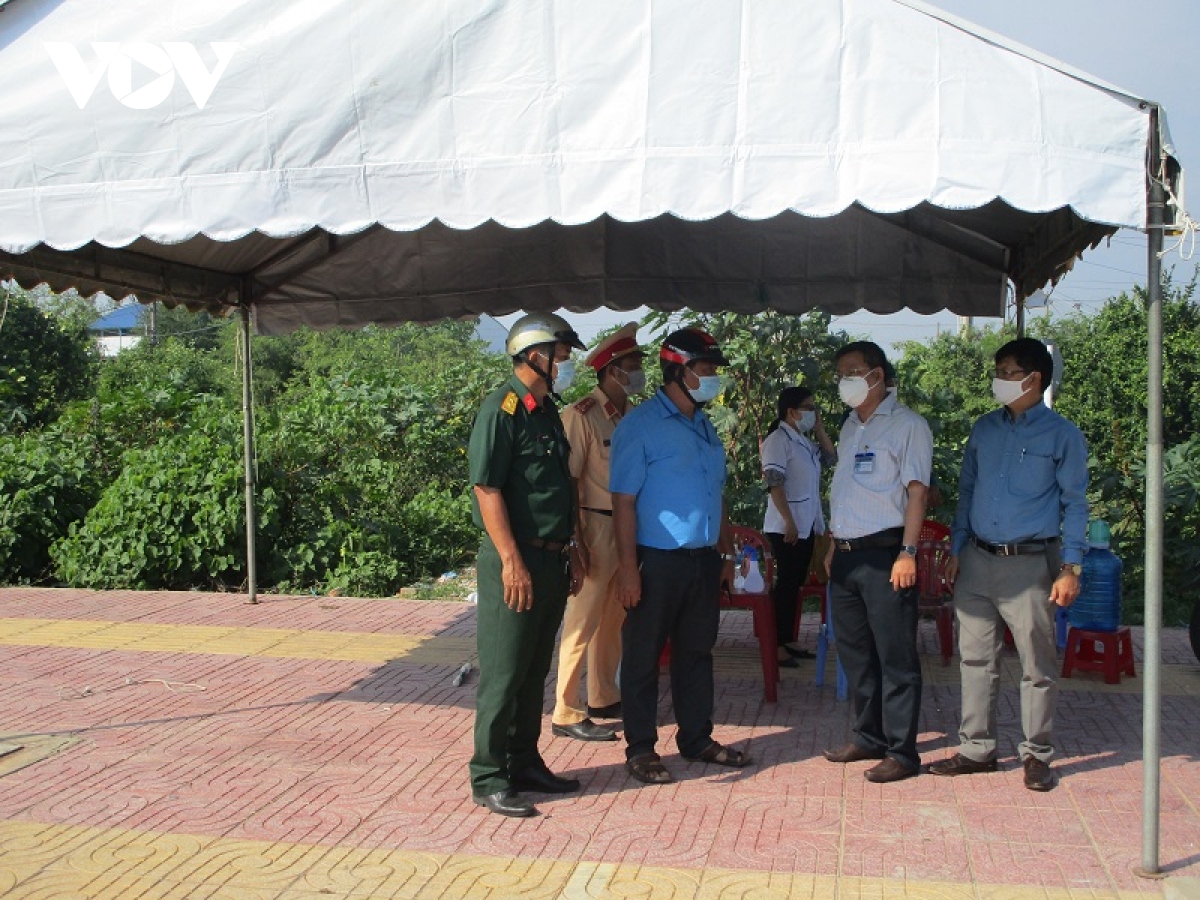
[[838, 373, 873, 408], [687, 374, 722, 404], [794, 410, 816, 432], [992, 375, 1031, 406], [552, 358, 576, 393]]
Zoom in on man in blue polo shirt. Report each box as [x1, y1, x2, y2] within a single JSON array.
[[610, 328, 748, 786], [930, 338, 1087, 792]]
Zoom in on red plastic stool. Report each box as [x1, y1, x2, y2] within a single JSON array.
[[1061, 626, 1135, 684]]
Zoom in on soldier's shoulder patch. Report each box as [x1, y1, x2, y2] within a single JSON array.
[[573, 397, 597, 413], [500, 392, 519, 415]]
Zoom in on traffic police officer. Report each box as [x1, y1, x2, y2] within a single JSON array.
[[552, 322, 646, 742], [467, 311, 586, 818]]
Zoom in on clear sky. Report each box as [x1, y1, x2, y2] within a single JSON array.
[[506, 0, 1200, 351]]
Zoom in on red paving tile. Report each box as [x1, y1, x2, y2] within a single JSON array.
[[1, 586, 1198, 898]]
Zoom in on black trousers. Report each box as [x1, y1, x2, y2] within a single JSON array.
[[767, 532, 816, 646], [620, 546, 722, 760], [829, 545, 922, 769]]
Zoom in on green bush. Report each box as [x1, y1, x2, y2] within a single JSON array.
[[50, 404, 276, 590], [95, 337, 232, 452], [0, 427, 104, 582], [1, 287, 96, 434]]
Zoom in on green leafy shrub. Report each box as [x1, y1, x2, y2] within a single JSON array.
[[95, 337, 232, 452], [50, 403, 276, 590], [1, 286, 96, 434], [0, 427, 105, 582]]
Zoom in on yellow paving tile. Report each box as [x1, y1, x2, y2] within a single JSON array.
[[696, 870, 837, 899], [123, 626, 243, 653], [0, 819, 1177, 900], [193, 631, 303, 656], [287, 844, 443, 896]]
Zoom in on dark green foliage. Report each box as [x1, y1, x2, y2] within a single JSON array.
[[95, 337, 232, 453], [0, 426, 104, 582], [50, 402, 267, 590], [40, 319, 502, 595], [1, 286, 97, 434]]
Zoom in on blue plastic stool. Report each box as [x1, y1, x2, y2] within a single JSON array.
[[814, 585, 849, 701]]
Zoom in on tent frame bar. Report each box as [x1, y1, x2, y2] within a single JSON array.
[[1136, 104, 1166, 879], [239, 294, 259, 604]]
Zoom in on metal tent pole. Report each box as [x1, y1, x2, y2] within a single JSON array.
[[1136, 105, 1165, 879], [240, 302, 259, 604]]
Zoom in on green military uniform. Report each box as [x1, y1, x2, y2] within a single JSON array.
[[467, 373, 574, 798]]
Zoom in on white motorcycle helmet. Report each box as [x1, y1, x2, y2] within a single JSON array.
[[505, 312, 586, 357]]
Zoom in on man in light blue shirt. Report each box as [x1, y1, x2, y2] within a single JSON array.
[[822, 341, 932, 784], [610, 328, 746, 786], [931, 338, 1088, 792]]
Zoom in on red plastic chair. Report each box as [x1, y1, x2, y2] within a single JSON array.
[[720, 525, 780, 702], [915, 520, 954, 665]]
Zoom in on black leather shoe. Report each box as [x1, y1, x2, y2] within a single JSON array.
[[552, 719, 618, 742], [510, 763, 581, 794], [473, 789, 538, 817], [1023, 757, 1056, 792], [587, 702, 622, 719], [823, 742, 886, 763], [783, 644, 815, 660], [928, 753, 998, 777]]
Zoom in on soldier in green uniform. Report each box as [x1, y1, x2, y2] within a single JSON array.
[[467, 312, 587, 818]]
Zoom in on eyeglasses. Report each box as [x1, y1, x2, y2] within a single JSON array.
[[993, 367, 1028, 381]]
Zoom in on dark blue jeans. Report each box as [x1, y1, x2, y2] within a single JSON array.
[[829, 545, 922, 769], [621, 546, 722, 760]]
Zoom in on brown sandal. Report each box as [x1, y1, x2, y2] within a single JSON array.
[[685, 741, 752, 768], [626, 753, 674, 784]]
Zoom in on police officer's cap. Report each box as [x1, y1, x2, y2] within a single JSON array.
[[660, 328, 729, 367], [585, 322, 645, 372], [505, 312, 586, 357]]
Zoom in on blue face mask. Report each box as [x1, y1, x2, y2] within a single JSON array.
[[552, 359, 576, 393], [687, 374, 721, 404]]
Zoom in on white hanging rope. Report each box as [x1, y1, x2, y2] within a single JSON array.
[[1153, 163, 1198, 261]]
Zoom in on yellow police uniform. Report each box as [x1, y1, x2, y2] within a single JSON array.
[[553, 323, 643, 726]]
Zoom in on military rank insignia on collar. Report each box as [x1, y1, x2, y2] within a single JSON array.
[[501, 392, 519, 415]]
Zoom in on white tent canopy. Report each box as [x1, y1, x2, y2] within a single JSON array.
[[0, 0, 1177, 332]]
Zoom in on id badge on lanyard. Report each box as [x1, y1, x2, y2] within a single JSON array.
[[854, 451, 875, 474]]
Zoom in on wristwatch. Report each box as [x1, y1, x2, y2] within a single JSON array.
[[1060, 563, 1082, 576], [900, 545, 918, 557]]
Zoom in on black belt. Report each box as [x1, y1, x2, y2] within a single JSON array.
[[833, 527, 905, 552], [640, 545, 717, 558], [521, 537, 572, 555], [970, 535, 1059, 557], [582, 507, 613, 517]]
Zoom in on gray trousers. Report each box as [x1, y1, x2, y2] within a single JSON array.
[[953, 541, 1060, 764]]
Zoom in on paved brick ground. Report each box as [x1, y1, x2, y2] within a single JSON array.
[[0, 586, 1198, 899]]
